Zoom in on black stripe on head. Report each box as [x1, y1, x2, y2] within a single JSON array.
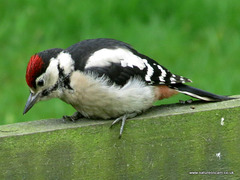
[[57, 64, 73, 90], [41, 83, 58, 97], [41, 89, 50, 96], [40, 63, 73, 97]]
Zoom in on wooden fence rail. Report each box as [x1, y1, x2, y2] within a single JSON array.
[[0, 96, 239, 179]]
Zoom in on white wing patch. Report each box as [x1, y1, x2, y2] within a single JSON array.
[[170, 77, 176, 83], [143, 59, 154, 82], [85, 48, 146, 70], [157, 65, 167, 82]]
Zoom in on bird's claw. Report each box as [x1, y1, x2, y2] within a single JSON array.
[[63, 112, 83, 122], [110, 112, 138, 138], [179, 99, 193, 104]]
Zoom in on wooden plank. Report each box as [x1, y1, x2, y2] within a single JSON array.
[[0, 96, 239, 179]]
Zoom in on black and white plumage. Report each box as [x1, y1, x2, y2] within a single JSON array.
[[23, 38, 232, 137]]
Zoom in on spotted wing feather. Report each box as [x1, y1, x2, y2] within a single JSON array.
[[135, 54, 192, 85]]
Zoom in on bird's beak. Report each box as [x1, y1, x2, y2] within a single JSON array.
[[23, 92, 40, 115]]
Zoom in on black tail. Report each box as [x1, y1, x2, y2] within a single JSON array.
[[170, 84, 233, 101]]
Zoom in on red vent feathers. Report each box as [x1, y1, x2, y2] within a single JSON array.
[[26, 54, 44, 88]]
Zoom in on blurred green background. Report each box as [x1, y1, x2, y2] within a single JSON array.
[[0, 0, 239, 125]]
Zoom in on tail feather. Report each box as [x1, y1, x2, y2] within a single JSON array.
[[170, 84, 233, 101]]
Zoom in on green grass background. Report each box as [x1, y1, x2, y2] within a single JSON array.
[[0, 0, 239, 125]]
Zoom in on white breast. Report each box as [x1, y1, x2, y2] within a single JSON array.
[[60, 71, 155, 119]]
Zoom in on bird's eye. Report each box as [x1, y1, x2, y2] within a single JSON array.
[[37, 80, 44, 87]]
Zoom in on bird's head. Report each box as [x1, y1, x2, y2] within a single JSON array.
[[23, 48, 64, 114]]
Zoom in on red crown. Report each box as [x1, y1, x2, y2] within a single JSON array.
[[26, 54, 44, 88]]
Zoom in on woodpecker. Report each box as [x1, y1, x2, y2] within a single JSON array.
[[23, 38, 232, 137]]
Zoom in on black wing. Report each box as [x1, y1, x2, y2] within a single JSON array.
[[85, 62, 146, 86], [68, 38, 191, 86], [66, 38, 133, 71]]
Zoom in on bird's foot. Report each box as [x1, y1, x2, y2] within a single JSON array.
[[110, 112, 138, 138], [63, 112, 83, 122], [179, 99, 193, 104]]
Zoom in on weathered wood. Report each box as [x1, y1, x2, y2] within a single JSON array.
[[0, 96, 239, 179]]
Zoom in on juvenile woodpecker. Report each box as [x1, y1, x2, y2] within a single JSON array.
[[23, 38, 232, 136]]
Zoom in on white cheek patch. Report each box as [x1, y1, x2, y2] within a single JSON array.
[[45, 59, 59, 87], [57, 51, 75, 74], [85, 48, 146, 70]]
